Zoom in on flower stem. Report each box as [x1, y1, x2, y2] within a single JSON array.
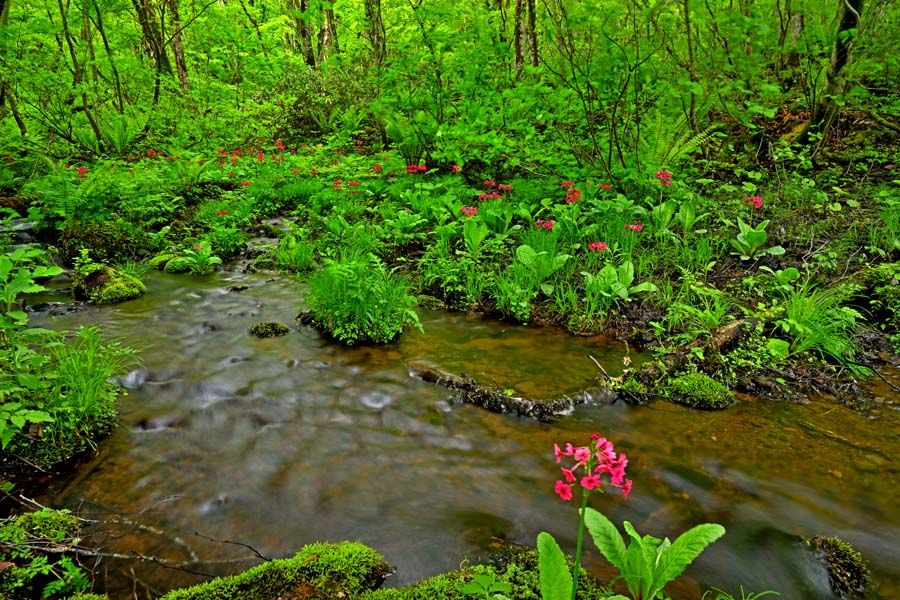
[[570, 492, 589, 600]]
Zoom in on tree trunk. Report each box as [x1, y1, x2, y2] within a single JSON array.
[[317, 5, 339, 64], [131, 0, 173, 77], [166, 0, 190, 90], [290, 0, 316, 66], [513, 0, 537, 73], [798, 0, 863, 146], [363, 0, 386, 67]]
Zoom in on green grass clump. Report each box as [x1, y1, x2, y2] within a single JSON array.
[[160, 542, 391, 600], [667, 372, 736, 409]]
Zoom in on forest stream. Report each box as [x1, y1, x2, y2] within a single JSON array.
[[30, 268, 900, 600]]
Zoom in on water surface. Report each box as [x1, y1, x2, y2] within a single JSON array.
[[35, 270, 900, 599]]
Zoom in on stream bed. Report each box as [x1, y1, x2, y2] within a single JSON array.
[[32, 269, 900, 599]]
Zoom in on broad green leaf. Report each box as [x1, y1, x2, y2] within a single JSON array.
[[650, 523, 725, 594], [537, 531, 572, 600], [585, 508, 627, 572]]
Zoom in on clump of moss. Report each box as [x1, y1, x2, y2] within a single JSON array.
[[363, 544, 610, 600], [164, 256, 192, 273], [666, 372, 736, 409], [72, 252, 146, 304], [807, 536, 873, 599], [161, 542, 391, 600], [148, 253, 178, 270], [249, 321, 290, 338]]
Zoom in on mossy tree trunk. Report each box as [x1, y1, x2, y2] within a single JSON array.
[[797, 0, 863, 148]]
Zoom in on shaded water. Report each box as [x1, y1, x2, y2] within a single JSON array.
[[32, 270, 900, 599]]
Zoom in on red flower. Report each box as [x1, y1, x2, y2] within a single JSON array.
[[597, 183, 612, 190], [241, 181, 251, 187], [347, 181, 360, 187], [372, 164, 383, 173], [310, 169, 319, 175], [333, 180, 343, 186], [3, 155, 13, 162], [291, 168, 299, 174], [228, 172, 236, 177], [560, 181, 574, 187], [215, 210, 229, 216], [76, 166, 88, 177], [257, 152, 265, 163], [451, 164, 461, 174], [483, 179, 496, 187]]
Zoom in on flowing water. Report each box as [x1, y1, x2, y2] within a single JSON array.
[[30, 269, 900, 600]]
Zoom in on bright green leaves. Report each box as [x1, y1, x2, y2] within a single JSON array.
[[584, 508, 725, 600]]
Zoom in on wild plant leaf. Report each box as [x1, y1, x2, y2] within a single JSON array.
[[537, 531, 572, 600], [650, 523, 725, 594], [584, 508, 627, 572]]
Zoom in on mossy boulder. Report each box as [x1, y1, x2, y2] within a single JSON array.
[[666, 372, 736, 409], [807, 536, 873, 599], [164, 256, 192, 273], [148, 253, 179, 270], [160, 542, 392, 600], [72, 265, 146, 304], [249, 321, 290, 338], [363, 544, 609, 600]]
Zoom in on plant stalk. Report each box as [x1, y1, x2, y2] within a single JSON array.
[[570, 492, 590, 600]]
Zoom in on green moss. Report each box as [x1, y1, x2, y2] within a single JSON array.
[[164, 256, 192, 273], [148, 253, 179, 270], [160, 542, 391, 600], [666, 372, 736, 410], [806, 536, 873, 598], [363, 545, 609, 600], [619, 377, 647, 395], [73, 264, 146, 304], [8, 508, 78, 540], [64, 595, 109, 600], [248, 321, 290, 338]]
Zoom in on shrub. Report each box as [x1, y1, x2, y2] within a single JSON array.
[[248, 321, 290, 338]]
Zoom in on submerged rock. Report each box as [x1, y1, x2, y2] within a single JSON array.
[[249, 321, 290, 338], [806, 536, 874, 599], [408, 360, 605, 421]]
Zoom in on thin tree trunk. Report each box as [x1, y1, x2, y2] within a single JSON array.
[[363, 0, 385, 67], [514, 0, 525, 73], [294, 0, 315, 66], [91, 0, 125, 113], [59, 0, 104, 149], [317, 5, 339, 64], [798, 0, 863, 146], [682, 0, 699, 133], [131, 0, 173, 76], [166, 0, 189, 90], [2, 82, 27, 136]]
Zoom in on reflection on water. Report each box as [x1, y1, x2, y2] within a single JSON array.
[[33, 271, 900, 599]]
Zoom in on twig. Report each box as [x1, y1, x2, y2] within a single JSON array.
[[587, 354, 611, 381], [192, 531, 271, 562]]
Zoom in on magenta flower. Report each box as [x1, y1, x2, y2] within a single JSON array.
[[560, 181, 575, 187], [624, 223, 644, 232], [461, 206, 478, 217], [551, 433, 632, 501], [588, 241, 608, 252], [554, 480, 574, 501], [744, 196, 763, 209], [452, 164, 461, 174]]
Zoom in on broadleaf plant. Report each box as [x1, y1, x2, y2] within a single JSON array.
[[584, 508, 725, 600]]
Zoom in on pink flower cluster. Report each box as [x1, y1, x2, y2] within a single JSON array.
[[407, 164, 427, 173], [461, 206, 478, 217], [597, 183, 612, 190], [479, 191, 504, 200], [744, 196, 763, 209], [452, 164, 462, 174], [535, 219, 555, 230], [588, 241, 608, 252], [560, 180, 575, 188], [372, 164, 383, 173], [624, 223, 644, 232], [498, 183, 513, 192], [565, 187, 581, 204], [553, 434, 633, 501], [656, 171, 672, 186]]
